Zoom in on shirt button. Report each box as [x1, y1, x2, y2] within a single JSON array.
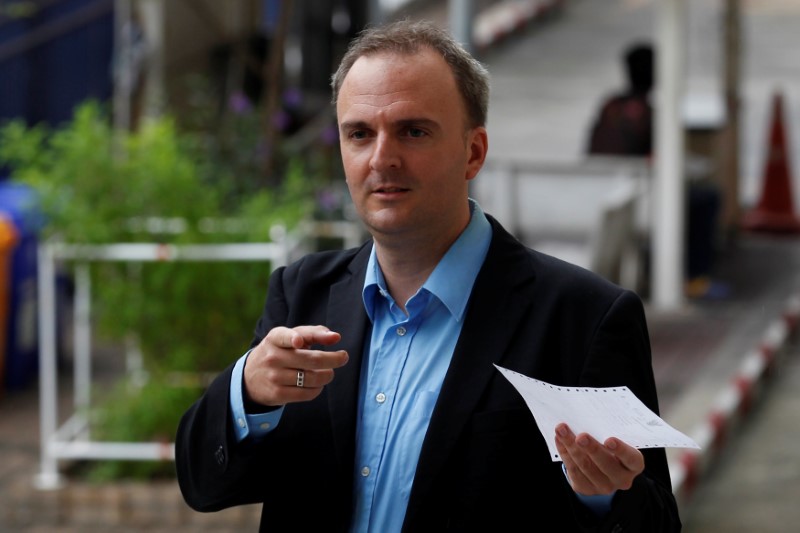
[[237, 418, 246, 428], [376, 392, 386, 403], [361, 466, 370, 477], [396, 326, 406, 336], [259, 422, 271, 430]]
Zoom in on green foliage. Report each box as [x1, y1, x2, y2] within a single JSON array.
[[83, 377, 205, 482], [0, 102, 215, 242], [0, 100, 319, 355], [0, 99, 337, 479]]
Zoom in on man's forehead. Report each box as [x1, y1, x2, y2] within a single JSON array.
[[336, 47, 467, 128], [342, 50, 452, 96]]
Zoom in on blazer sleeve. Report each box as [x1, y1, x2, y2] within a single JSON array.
[[175, 265, 292, 512], [578, 290, 681, 533], [175, 246, 366, 525]]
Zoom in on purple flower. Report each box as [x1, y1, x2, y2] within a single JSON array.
[[283, 87, 303, 108], [320, 124, 339, 146], [272, 109, 292, 131], [228, 91, 252, 115], [317, 189, 341, 212]]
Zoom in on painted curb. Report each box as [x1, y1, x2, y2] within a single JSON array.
[[474, 0, 566, 51], [668, 292, 800, 507]]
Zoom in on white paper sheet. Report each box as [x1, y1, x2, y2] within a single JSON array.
[[495, 364, 701, 461]]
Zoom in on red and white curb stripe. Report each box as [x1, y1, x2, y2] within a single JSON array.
[[669, 292, 800, 506], [473, 0, 566, 51]]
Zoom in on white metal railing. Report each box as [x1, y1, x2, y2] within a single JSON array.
[[34, 220, 365, 490], [475, 156, 653, 239], [473, 156, 652, 291]]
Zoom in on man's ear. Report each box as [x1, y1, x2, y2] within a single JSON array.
[[465, 127, 488, 181]]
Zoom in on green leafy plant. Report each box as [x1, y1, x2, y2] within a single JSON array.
[[0, 97, 339, 480], [82, 379, 205, 482]]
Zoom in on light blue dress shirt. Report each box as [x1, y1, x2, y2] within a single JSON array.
[[228, 199, 612, 529], [351, 199, 491, 532]]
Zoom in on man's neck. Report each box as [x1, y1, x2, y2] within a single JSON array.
[[371, 206, 472, 311], [373, 243, 438, 313]]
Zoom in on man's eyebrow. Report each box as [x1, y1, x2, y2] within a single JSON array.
[[339, 120, 369, 131], [396, 118, 439, 130], [339, 118, 439, 130]]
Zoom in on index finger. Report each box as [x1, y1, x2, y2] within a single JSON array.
[[293, 347, 350, 371], [267, 325, 341, 349], [292, 325, 342, 348]]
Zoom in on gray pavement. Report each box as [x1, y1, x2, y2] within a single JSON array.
[[3, 0, 800, 530]]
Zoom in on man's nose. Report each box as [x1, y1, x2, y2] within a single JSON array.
[[369, 133, 401, 171]]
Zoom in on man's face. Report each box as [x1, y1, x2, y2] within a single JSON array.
[[336, 48, 487, 246]]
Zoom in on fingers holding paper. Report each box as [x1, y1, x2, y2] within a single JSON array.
[[555, 422, 645, 496]]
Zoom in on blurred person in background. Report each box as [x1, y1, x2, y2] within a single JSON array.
[[587, 42, 654, 156], [587, 41, 728, 300]]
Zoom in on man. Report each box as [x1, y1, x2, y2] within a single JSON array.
[[176, 20, 681, 532]]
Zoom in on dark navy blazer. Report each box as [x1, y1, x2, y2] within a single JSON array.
[[176, 215, 681, 532]]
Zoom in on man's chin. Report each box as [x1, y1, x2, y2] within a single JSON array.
[[363, 214, 415, 238]]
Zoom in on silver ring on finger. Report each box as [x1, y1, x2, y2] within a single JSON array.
[[296, 370, 305, 388]]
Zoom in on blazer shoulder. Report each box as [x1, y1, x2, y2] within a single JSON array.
[[483, 215, 639, 316], [485, 215, 623, 295], [281, 241, 371, 282]]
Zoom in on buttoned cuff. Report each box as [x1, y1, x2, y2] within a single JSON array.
[[230, 350, 284, 442]]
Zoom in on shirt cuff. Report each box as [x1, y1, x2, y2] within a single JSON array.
[[561, 463, 615, 516], [230, 350, 284, 442]]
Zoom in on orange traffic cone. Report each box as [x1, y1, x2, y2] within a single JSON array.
[[741, 91, 800, 233]]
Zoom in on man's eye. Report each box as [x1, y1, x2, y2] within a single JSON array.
[[349, 130, 367, 140], [408, 128, 426, 138]]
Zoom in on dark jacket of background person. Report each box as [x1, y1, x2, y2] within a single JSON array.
[[587, 43, 654, 157], [176, 215, 680, 532]]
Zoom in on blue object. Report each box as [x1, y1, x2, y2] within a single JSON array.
[[0, 181, 42, 391], [0, 0, 114, 126]]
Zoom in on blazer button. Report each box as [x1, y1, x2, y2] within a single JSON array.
[[214, 445, 226, 465]]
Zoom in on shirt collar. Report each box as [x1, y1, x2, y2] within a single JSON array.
[[362, 199, 492, 322]]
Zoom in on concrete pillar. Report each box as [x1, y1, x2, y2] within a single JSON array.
[[653, 0, 687, 310], [449, 0, 475, 54]]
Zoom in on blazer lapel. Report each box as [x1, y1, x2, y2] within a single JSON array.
[[325, 244, 371, 469], [407, 221, 537, 515]]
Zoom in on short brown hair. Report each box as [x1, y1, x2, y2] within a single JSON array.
[[331, 19, 490, 129]]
